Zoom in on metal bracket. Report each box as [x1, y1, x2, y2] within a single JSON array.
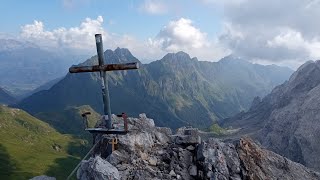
[[81, 112, 91, 129]]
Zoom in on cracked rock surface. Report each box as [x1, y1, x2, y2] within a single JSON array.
[[77, 114, 320, 180]]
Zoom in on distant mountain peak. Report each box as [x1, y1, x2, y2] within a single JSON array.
[[114, 47, 127, 53], [0, 38, 39, 52], [288, 60, 318, 82], [101, 48, 140, 64], [0, 87, 16, 105], [161, 51, 194, 62], [114, 47, 134, 57], [284, 60, 320, 94], [219, 54, 249, 64], [176, 51, 190, 57]]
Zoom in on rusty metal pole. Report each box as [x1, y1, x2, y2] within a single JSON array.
[[123, 113, 128, 132], [95, 34, 112, 129]]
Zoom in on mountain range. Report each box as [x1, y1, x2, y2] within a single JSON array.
[[17, 48, 293, 129], [221, 60, 320, 172], [0, 39, 79, 97]]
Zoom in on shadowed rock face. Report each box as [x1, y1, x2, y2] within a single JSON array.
[[221, 60, 320, 172], [77, 115, 320, 180]]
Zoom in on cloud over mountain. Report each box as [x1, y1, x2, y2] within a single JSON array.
[[148, 18, 228, 61], [212, 0, 320, 67], [20, 16, 106, 51], [18, 16, 227, 62], [149, 18, 209, 51], [19, 0, 320, 67]]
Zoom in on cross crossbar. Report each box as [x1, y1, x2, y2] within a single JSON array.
[[68, 34, 139, 131], [67, 34, 138, 163], [69, 62, 139, 73]]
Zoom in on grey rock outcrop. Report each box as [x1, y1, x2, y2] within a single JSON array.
[[237, 138, 320, 180], [77, 156, 120, 180], [173, 127, 202, 145], [77, 114, 320, 180], [222, 60, 320, 171]]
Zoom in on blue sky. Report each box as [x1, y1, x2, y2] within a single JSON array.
[[1, 0, 320, 68], [0, 0, 222, 39]]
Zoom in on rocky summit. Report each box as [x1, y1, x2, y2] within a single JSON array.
[[75, 114, 320, 180]]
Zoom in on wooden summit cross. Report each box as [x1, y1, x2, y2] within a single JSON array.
[[69, 34, 139, 133], [66, 34, 138, 179]]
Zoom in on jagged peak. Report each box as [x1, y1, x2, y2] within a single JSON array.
[[160, 51, 194, 62], [288, 60, 320, 83], [101, 48, 140, 64], [265, 60, 320, 99], [103, 47, 135, 57], [175, 51, 190, 57], [114, 47, 132, 56], [292, 60, 315, 74], [77, 47, 140, 66]]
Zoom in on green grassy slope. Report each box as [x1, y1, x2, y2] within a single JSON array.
[[36, 105, 100, 136], [0, 105, 89, 180]]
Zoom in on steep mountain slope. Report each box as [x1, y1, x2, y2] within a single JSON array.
[[17, 48, 293, 129], [0, 105, 89, 179], [0, 39, 70, 97], [36, 105, 100, 135], [221, 60, 320, 171], [0, 87, 16, 105], [21, 76, 64, 99]]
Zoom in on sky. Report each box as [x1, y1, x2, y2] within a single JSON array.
[[1, 0, 320, 69]]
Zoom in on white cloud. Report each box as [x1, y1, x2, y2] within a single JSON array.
[[148, 18, 228, 61], [267, 28, 320, 59], [18, 16, 164, 61], [149, 18, 209, 51], [140, 0, 168, 15], [20, 16, 107, 52], [207, 0, 320, 68], [19, 16, 227, 62]]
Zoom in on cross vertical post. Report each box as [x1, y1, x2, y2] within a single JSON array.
[[95, 34, 112, 128], [69, 34, 139, 158]]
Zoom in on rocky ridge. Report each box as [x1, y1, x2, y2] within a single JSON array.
[[221, 60, 320, 171], [76, 114, 320, 180]]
